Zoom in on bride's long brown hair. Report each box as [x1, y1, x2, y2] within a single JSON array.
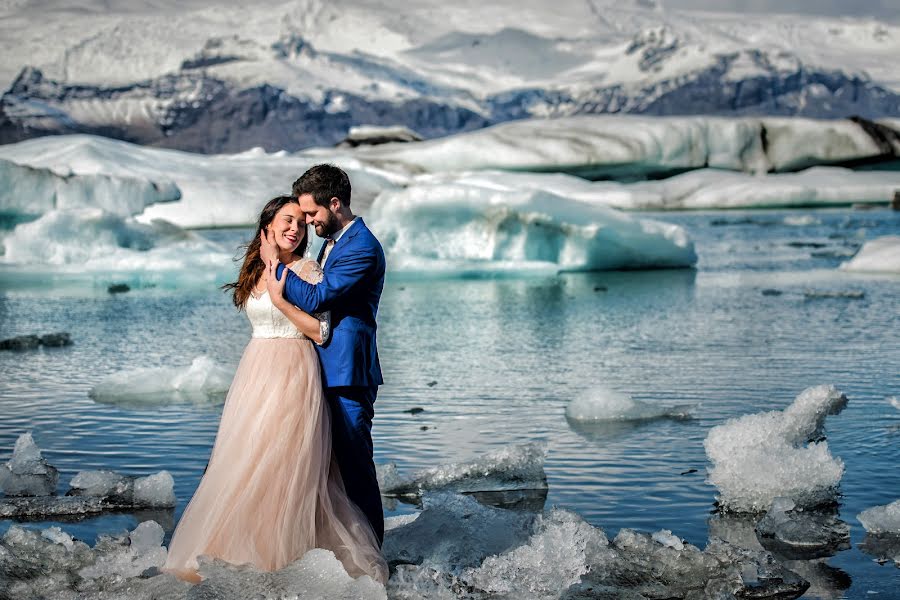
[[222, 195, 310, 309]]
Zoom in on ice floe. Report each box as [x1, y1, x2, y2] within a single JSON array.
[[704, 384, 848, 513], [384, 492, 810, 600], [840, 235, 900, 274], [367, 180, 697, 273], [0, 433, 175, 519], [88, 356, 233, 406], [0, 208, 232, 273], [377, 443, 547, 499], [565, 387, 696, 422], [0, 134, 402, 228], [0, 432, 59, 497], [755, 498, 850, 560], [354, 115, 896, 177], [858, 499, 900, 535]]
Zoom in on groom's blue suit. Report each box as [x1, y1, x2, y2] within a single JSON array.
[[275, 218, 385, 544]]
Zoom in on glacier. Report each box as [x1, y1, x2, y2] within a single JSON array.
[[2, 0, 900, 152]]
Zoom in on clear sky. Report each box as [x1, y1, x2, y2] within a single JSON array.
[[663, 0, 900, 20]]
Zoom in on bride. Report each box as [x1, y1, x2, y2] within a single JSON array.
[[162, 195, 388, 585]]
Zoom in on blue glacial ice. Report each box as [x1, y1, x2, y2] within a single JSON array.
[[366, 179, 697, 273], [704, 385, 848, 513]]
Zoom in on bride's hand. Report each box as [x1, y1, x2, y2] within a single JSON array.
[[266, 259, 287, 304]]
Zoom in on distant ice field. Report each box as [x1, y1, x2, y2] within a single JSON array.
[[0, 207, 898, 597]]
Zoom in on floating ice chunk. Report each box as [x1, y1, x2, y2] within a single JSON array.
[[133, 471, 176, 508], [367, 180, 696, 273], [0, 432, 59, 496], [565, 387, 696, 422], [384, 513, 420, 532], [651, 529, 684, 550], [79, 521, 168, 580], [89, 356, 233, 406], [70, 469, 131, 497], [0, 134, 402, 228], [755, 497, 850, 559], [41, 526, 75, 550], [463, 509, 608, 599], [339, 124, 424, 147], [377, 443, 547, 497], [0, 208, 231, 274], [0, 156, 180, 218], [194, 548, 386, 599], [858, 499, 900, 535], [889, 396, 900, 410], [840, 235, 900, 273], [356, 115, 887, 177], [704, 385, 848, 512], [383, 492, 537, 571]]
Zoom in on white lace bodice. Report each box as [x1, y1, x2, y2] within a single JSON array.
[[245, 258, 330, 343]]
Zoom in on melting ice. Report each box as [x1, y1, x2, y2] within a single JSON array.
[[704, 385, 848, 513], [565, 386, 696, 422], [88, 356, 233, 406]]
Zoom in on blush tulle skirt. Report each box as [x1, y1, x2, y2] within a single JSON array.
[[162, 338, 387, 584]]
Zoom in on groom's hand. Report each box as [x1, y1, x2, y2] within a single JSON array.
[[259, 229, 278, 266]]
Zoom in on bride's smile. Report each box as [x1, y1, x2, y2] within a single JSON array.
[[268, 203, 305, 257]]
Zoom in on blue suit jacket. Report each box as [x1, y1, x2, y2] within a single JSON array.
[[276, 218, 385, 388]]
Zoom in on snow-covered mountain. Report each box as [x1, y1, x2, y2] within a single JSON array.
[[2, 0, 899, 153]]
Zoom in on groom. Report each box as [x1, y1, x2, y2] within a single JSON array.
[[260, 164, 385, 545]]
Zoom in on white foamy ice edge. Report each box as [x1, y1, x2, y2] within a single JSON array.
[[704, 384, 848, 513], [858, 500, 900, 535], [0, 134, 405, 228], [89, 356, 233, 405], [1, 520, 384, 600], [840, 236, 900, 274], [367, 177, 697, 273], [566, 386, 697, 421], [355, 115, 897, 176], [377, 443, 548, 497]]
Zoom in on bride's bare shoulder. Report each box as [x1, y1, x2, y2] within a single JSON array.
[[289, 258, 324, 284]]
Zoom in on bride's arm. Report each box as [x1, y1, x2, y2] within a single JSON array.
[[266, 260, 328, 344]]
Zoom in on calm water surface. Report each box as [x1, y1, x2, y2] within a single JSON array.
[[1, 208, 898, 598]]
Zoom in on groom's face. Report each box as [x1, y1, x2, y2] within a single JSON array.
[[298, 193, 340, 238]]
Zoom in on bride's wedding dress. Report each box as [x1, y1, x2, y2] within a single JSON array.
[[162, 258, 387, 584]]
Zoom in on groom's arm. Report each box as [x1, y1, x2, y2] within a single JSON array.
[[275, 251, 375, 313]]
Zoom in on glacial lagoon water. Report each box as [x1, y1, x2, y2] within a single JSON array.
[[1, 207, 898, 598]]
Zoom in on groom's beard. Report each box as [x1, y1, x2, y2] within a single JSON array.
[[315, 212, 341, 238]]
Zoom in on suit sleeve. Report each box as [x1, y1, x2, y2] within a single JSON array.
[[276, 249, 376, 314]]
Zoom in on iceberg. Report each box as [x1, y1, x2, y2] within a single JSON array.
[[840, 235, 900, 274], [377, 443, 548, 498], [0, 157, 180, 218], [357, 115, 897, 178], [565, 386, 696, 422], [367, 179, 697, 273], [0, 208, 231, 273], [0, 134, 403, 228], [704, 384, 848, 513], [88, 356, 233, 406]]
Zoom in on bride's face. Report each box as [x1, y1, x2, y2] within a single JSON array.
[[267, 203, 305, 253]]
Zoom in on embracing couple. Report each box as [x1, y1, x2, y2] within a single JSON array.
[[163, 164, 389, 584]]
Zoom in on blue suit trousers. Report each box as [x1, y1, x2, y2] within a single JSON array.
[[327, 385, 384, 546]]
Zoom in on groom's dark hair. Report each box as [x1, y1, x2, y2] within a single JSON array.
[[292, 164, 352, 208]]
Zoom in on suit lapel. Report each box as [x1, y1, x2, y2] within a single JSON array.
[[322, 218, 365, 268]]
